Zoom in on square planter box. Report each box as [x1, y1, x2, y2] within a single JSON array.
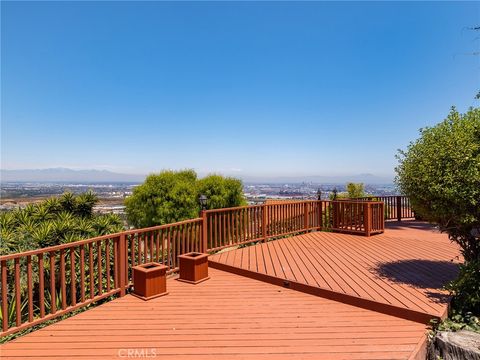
[[132, 262, 168, 301], [178, 252, 210, 284]]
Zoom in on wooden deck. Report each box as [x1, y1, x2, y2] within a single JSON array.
[[1, 268, 429, 360], [209, 221, 461, 323], [0, 221, 461, 359]]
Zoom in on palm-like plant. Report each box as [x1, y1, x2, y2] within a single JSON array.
[[12, 209, 33, 228], [33, 204, 54, 222], [0, 227, 18, 254], [75, 191, 97, 218], [59, 192, 76, 213], [0, 211, 16, 230], [75, 218, 95, 238], [31, 221, 56, 248], [42, 198, 61, 215]]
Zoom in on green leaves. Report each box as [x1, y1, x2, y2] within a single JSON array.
[[0, 192, 124, 255], [125, 170, 246, 228], [396, 107, 480, 318], [395, 107, 480, 261]]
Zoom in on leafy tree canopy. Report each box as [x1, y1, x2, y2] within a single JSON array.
[[125, 170, 246, 228], [330, 182, 367, 199], [395, 107, 480, 317], [395, 107, 480, 262], [0, 191, 124, 255]]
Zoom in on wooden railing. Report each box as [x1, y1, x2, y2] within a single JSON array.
[[0, 233, 126, 337], [331, 201, 384, 235], [0, 199, 384, 337], [357, 195, 414, 221], [205, 200, 383, 251], [0, 219, 203, 337]]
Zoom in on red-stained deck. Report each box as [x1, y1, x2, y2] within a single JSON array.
[[209, 221, 461, 323], [1, 268, 429, 360], [0, 221, 461, 359]]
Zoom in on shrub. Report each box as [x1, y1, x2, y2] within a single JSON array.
[[0, 191, 124, 255], [395, 107, 480, 262], [125, 170, 246, 228], [396, 106, 480, 318]]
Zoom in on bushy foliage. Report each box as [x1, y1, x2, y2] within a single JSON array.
[[395, 107, 480, 262], [197, 174, 247, 210], [396, 107, 480, 319], [0, 191, 124, 255], [125, 170, 198, 228], [445, 260, 480, 320], [125, 170, 246, 228], [329, 182, 367, 200]]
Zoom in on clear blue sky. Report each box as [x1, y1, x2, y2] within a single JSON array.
[[1, 1, 479, 179]]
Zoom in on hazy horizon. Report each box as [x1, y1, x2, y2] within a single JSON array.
[[0, 167, 395, 184]]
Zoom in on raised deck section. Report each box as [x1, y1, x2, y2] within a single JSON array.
[[209, 221, 460, 323], [1, 268, 429, 360]]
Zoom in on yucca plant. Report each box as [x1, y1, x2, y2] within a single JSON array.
[[0, 293, 29, 328], [75, 191, 97, 218]]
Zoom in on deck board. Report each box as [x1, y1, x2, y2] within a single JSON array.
[[210, 221, 461, 322], [1, 269, 428, 360]]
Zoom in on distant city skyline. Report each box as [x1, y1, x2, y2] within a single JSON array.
[[2, 2, 478, 177], [0, 167, 394, 184]]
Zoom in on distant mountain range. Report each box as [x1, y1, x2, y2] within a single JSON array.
[[0, 168, 145, 183], [0, 168, 393, 184]]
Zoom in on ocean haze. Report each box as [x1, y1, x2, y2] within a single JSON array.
[[0, 168, 393, 185]]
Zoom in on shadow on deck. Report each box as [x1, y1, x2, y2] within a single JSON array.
[[209, 221, 461, 324]]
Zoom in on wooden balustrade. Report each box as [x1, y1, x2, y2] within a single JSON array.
[[0, 234, 126, 337], [124, 218, 203, 282], [357, 195, 414, 221], [0, 199, 385, 337]]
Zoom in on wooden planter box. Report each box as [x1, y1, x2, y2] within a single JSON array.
[[178, 252, 209, 284], [132, 262, 168, 300]]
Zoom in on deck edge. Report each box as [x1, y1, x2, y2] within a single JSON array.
[[210, 259, 438, 325]]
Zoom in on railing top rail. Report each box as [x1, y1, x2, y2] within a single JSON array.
[[0, 233, 121, 261], [122, 217, 202, 236], [204, 204, 265, 213], [204, 200, 323, 214], [331, 200, 384, 205]]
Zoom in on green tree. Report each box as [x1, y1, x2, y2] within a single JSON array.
[[125, 170, 246, 228], [197, 174, 247, 210], [395, 107, 480, 316], [0, 192, 124, 255], [329, 183, 367, 199], [396, 107, 480, 261], [346, 183, 366, 199], [125, 170, 198, 228]]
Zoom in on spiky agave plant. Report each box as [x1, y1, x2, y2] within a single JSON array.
[[75, 190, 97, 218], [59, 192, 76, 213], [0, 293, 29, 328], [33, 204, 54, 223], [42, 197, 62, 215], [30, 221, 56, 248]]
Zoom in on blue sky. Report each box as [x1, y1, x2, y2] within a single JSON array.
[[1, 1, 479, 179]]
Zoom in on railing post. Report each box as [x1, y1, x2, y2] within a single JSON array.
[[201, 210, 208, 252], [380, 203, 385, 232], [262, 204, 267, 242], [317, 201, 322, 230], [304, 202, 309, 231], [119, 233, 127, 297], [332, 201, 338, 230], [396, 195, 402, 222], [364, 202, 371, 237]]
